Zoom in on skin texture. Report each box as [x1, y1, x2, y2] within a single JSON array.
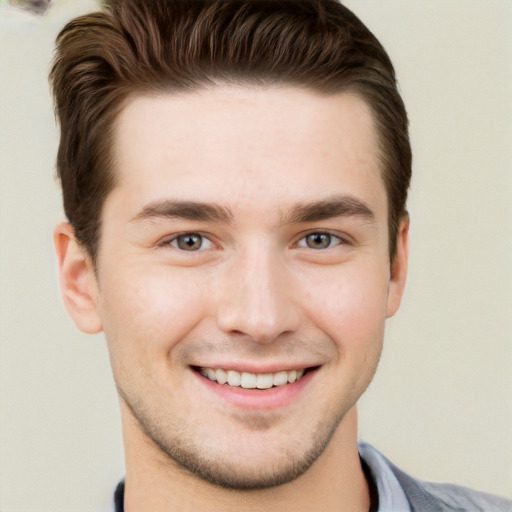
[[55, 86, 408, 512]]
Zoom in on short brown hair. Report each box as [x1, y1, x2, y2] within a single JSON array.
[[50, 0, 411, 262]]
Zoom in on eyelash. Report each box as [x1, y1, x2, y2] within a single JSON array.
[[160, 231, 349, 252]]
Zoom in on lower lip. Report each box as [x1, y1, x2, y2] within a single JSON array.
[[192, 369, 318, 410]]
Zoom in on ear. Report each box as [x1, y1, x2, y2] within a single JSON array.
[[54, 222, 103, 334], [386, 217, 409, 318]]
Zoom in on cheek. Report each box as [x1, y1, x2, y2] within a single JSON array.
[[98, 264, 209, 361], [301, 261, 390, 346]]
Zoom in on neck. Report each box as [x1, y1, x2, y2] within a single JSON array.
[[121, 405, 370, 512]]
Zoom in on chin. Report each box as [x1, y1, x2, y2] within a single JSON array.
[[136, 408, 344, 491], [161, 441, 328, 490]]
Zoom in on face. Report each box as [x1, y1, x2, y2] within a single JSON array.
[[68, 86, 407, 489]]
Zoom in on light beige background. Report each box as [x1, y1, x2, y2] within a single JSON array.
[[1, 1, 511, 511]]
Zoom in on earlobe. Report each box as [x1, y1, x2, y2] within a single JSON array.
[[54, 222, 103, 334], [386, 217, 409, 318]]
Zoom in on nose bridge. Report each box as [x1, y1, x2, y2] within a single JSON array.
[[216, 241, 299, 343]]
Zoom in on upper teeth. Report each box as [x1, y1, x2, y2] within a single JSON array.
[[199, 367, 305, 389]]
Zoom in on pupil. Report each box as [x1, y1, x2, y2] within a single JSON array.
[[308, 233, 330, 249]]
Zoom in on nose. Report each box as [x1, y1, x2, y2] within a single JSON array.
[[215, 244, 301, 344]]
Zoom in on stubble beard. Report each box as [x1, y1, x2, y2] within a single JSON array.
[[119, 387, 347, 491]]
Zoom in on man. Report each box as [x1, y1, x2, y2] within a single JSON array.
[[49, 1, 511, 511]]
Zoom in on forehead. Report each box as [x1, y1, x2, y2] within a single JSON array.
[[109, 86, 386, 218]]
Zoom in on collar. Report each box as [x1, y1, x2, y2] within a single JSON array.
[[358, 440, 411, 512]]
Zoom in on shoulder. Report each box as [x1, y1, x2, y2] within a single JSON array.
[[372, 444, 512, 512], [410, 480, 512, 512]]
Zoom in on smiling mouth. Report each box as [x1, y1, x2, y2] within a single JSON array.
[[192, 366, 317, 389]]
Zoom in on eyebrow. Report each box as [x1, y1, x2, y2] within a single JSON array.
[[283, 195, 375, 224], [131, 199, 234, 223], [131, 195, 375, 225]]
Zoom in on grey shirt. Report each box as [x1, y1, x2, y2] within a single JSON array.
[[360, 441, 512, 512], [359, 440, 411, 511]]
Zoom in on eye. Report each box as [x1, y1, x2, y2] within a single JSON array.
[[167, 233, 213, 251], [297, 232, 343, 250]]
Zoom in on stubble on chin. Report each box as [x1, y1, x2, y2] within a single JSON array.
[[119, 385, 346, 491]]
